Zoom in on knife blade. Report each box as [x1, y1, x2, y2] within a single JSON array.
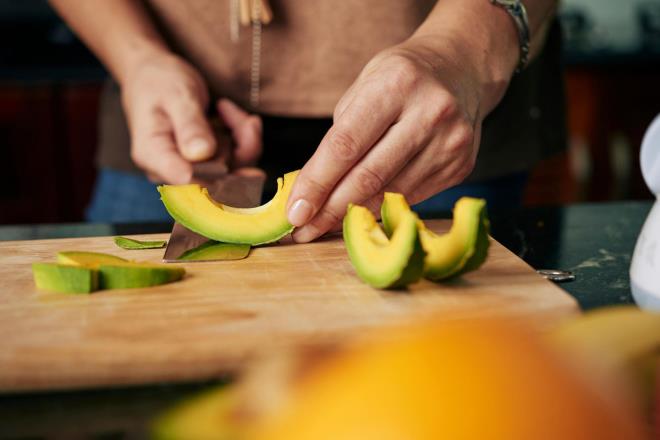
[[162, 171, 265, 262]]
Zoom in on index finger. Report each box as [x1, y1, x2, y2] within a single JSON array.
[[286, 91, 401, 227]]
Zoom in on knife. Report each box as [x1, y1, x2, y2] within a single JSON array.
[[162, 165, 265, 262]]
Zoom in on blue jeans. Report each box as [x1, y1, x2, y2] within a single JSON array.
[[86, 169, 172, 223], [86, 168, 528, 223], [413, 172, 529, 218]]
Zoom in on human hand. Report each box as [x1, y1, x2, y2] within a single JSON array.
[[122, 53, 262, 184], [287, 37, 499, 242]]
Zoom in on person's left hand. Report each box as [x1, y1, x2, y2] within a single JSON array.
[[285, 37, 502, 243]]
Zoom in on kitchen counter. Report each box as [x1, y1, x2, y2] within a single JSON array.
[[486, 201, 651, 310], [0, 200, 652, 438]]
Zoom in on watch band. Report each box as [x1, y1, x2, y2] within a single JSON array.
[[490, 0, 531, 74]]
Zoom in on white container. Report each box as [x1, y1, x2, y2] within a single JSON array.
[[630, 115, 660, 309]]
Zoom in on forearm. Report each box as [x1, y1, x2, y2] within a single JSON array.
[[410, 0, 558, 114], [48, 0, 171, 85]]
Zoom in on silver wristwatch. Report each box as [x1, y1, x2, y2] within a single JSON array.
[[490, 0, 530, 73]]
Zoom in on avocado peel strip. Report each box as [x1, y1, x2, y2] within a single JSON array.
[[114, 236, 167, 250]]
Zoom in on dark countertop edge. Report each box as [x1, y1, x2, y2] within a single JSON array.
[[0, 201, 652, 242]]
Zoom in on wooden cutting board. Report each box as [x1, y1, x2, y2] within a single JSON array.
[[0, 222, 578, 392]]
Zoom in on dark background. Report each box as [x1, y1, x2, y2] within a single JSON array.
[[0, 0, 658, 224]]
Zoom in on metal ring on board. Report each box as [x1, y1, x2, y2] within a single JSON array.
[[536, 269, 576, 283]]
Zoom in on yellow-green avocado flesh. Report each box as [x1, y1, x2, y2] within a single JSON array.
[[158, 171, 299, 246], [58, 251, 184, 289], [32, 263, 98, 294], [343, 204, 425, 289], [97, 262, 185, 289], [47, 251, 184, 291], [57, 251, 128, 267], [381, 193, 490, 280]]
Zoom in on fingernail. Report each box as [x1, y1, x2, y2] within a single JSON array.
[[186, 138, 211, 160], [288, 199, 313, 227]]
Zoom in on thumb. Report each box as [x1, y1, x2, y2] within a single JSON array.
[[217, 98, 262, 167]]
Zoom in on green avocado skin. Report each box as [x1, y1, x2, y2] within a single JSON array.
[[456, 212, 490, 276], [157, 181, 295, 246], [381, 194, 490, 281], [388, 236, 426, 289], [160, 194, 293, 246], [343, 206, 425, 290], [99, 265, 185, 289], [32, 263, 98, 294]]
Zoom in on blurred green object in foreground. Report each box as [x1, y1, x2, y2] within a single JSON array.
[[154, 386, 239, 440]]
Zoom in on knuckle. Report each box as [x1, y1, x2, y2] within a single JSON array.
[[327, 129, 362, 161], [352, 166, 385, 198], [300, 175, 332, 200], [425, 94, 459, 130], [426, 166, 443, 182], [385, 181, 404, 195], [362, 197, 383, 216], [447, 123, 475, 154], [315, 207, 343, 228], [383, 58, 420, 97], [171, 82, 201, 107], [388, 56, 419, 86]]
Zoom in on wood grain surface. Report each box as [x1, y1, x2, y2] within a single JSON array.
[[0, 221, 579, 392]]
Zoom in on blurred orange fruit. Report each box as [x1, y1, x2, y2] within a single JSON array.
[[250, 316, 647, 440]]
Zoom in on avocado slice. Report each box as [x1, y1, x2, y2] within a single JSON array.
[[343, 203, 426, 289], [158, 170, 299, 246], [57, 251, 128, 267], [98, 262, 185, 289], [178, 241, 251, 261], [381, 193, 490, 280], [57, 251, 185, 289], [32, 263, 98, 294]]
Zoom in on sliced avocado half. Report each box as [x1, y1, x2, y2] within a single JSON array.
[[381, 193, 490, 280], [56, 251, 184, 289], [32, 263, 98, 294], [158, 170, 299, 246], [343, 203, 425, 289]]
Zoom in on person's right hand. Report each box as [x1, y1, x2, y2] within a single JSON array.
[[121, 53, 262, 184]]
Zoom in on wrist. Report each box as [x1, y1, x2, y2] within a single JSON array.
[[410, 0, 521, 115], [114, 37, 172, 87]]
